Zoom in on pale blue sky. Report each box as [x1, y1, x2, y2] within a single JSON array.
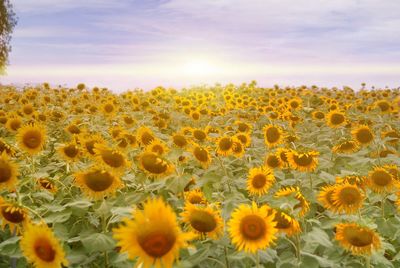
[[2, 0, 400, 91]]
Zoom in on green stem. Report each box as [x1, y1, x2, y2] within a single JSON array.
[[256, 251, 260, 268], [295, 234, 301, 267], [365, 256, 370, 268], [224, 246, 230, 268]]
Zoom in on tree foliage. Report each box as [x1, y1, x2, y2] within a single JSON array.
[[0, 0, 17, 73]]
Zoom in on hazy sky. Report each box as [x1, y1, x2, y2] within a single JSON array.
[[1, 0, 400, 91]]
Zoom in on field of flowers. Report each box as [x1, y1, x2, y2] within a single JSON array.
[[0, 82, 399, 268]]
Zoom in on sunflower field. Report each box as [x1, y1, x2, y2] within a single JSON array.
[[0, 82, 399, 268]]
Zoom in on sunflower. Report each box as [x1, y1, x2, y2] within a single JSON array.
[[382, 129, 400, 145], [145, 139, 169, 156], [275, 186, 310, 217], [75, 168, 123, 199], [264, 153, 283, 169], [101, 101, 116, 116], [336, 175, 366, 191], [0, 197, 29, 233], [0, 152, 19, 191], [137, 126, 155, 146], [17, 123, 47, 155], [57, 142, 81, 162], [20, 222, 68, 268], [263, 125, 284, 148], [335, 222, 380, 255], [0, 138, 15, 156], [37, 178, 57, 193], [312, 110, 325, 120], [5, 116, 22, 132], [232, 139, 245, 158], [181, 203, 223, 239], [247, 166, 275, 196], [367, 166, 395, 193], [331, 183, 364, 214], [79, 133, 106, 157], [172, 133, 188, 148], [94, 145, 131, 174], [185, 189, 207, 204], [352, 125, 374, 146], [326, 110, 346, 128], [113, 198, 194, 268], [332, 140, 360, 154], [234, 133, 251, 147], [228, 202, 277, 253], [235, 121, 252, 133], [137, 151, 174, 177], [192, 128, 208, 142], [191, 143, 212, 169], [286, 150, 319, 172], [273, 210, 301, 236], [216, 136, 234, 156], [317, 184, 337, 212], [276, 147, 290, 167]]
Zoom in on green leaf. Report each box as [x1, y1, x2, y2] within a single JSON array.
[[81, 233, 116, 253]]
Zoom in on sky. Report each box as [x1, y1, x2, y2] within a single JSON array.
[[1, 0, 400, 91]]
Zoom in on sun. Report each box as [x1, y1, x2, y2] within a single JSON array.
[[181, 58, 220, 76]]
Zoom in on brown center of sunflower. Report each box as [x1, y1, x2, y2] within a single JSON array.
[[85, 140, 96, 155], [252, 174, 267, 189], [236, 135, 248, 145], [293, 154, 313, 166], [274, 212, 291, 229], [0, 161, 12, 182], [83, 171, 114, 191], [63, 145, 79, 158], [371, 170, 392, 186], [67, 125, 80, 134], [266, 155, 280, 168], [338, 187, 361, 205], [104, 104, 114, 113], [193, 130, 206, 141], [173, 135, 187, 147], [339, 141, 356, 150], [1, 207, 25, 223], [101, 151, 124, 168], [266, 127, 280, 143], [138, 232, 176, 258], [377, 102, 390, 112], [141, 153, 168, 174], [314, 111, 324, 119], [219, 137, 233, 151], [343, 228, 373, 247], [279, 151, 288, 162], [240, 215, 266, 240], [189, 210, 217, 233], [330, 113, 345, 125], [232, 142, 243, 153], [23, 130, 42, 149], [355, 128, 373, 144], [238, 123, 249, 132], [10, 120, 21, 131], [290, 101, 299, 109], [34, 238, 56, 262], [194, 147, 209, 162], [124, 116, 134, 124]]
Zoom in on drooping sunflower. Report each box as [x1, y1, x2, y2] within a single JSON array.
[[367, 166, 395, 193], [234, 133, 251, 147], [263, 124, 284, 148], [286, 150, 319, 172], [275, 147, 290, 167], [57, 142, 81, 162], [0, 197, 29, 233], [216, 136, 234, 156], [75, 168, 123, 199], [79, 133, 106, 158], [247, 166, 275, 196], [228, 202, 277, 253], [181, 202, 223, 239], [273, 210, 301, 236], [0, 152, 19, 191], [137, 151, 174, 177], [326, 110, 346, 128], [335, 222, 380, 255], [351, 125, 374, 146], [17, 123, 47, 155], [20, 222, 68, 268], [275, 186, 310, 217], [37, 178, 57, 193], [145, 139, 169, 156], [191, 143, 212, 169], [331, 183, 364, 214], [137, 126, 156, 146], [336, 175, 366, 191], [113, 198, 194, 268], [0, 138, 16, 156], [317, 185, 337, 212], [232, 139, 245, 158], [332, 140, 360, 154], [184, 189, 207, 204], [381, 129, 400, 145], [94, 145, 131, 174]]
